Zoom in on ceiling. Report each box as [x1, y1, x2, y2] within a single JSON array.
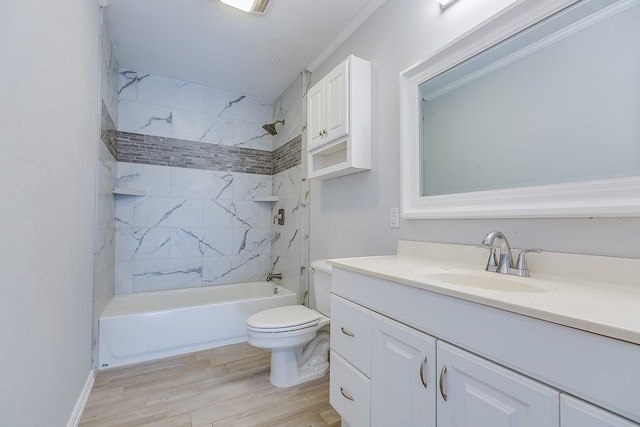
[[105, 0, 385, 101]]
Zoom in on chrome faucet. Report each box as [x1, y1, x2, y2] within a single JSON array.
[[266, 272, 282, 281], [481, 231, 514, 274], [480, 231, 542, 277]]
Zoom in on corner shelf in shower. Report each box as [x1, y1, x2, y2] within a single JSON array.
[[251, 196, 279, 202], [113, 187, 146, 196]]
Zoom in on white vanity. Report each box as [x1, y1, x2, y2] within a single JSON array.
[[328, 240, 640, 427]]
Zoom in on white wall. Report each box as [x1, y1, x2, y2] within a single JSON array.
[[0, 0, 100, 425], [310, 0, 640, 261]]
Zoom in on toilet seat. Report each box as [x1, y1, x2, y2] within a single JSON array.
[[247, 306, 320, 333]]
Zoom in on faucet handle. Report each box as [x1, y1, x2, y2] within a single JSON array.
[[513, 249, 542, 277], [477, 244, 498, 272]]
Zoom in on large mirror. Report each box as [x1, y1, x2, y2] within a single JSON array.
[[400, 0, 640, 218]]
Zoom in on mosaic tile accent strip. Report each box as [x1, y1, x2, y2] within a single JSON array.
[[272, 135, 302, 175], [101, 101, 118, 159], [117, 131, 272, 175], [117, 131, 302, 176]]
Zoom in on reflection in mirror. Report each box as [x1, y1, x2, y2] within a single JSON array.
[[420, 0, 640, 197], [400, 0, 640, 218]]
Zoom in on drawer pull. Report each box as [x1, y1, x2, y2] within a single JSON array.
[[340, 327, 355, 337], [419, 356, 428, 388], [340, 387, 355, 401], [439, 365, 447, 401]]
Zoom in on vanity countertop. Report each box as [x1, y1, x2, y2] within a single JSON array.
[[329, 240, 640, 346]]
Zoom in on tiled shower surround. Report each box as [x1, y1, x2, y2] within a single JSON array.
[[114, 70, 306, 295], [118, 69, 274, 151], [115, 164, 274, 292]]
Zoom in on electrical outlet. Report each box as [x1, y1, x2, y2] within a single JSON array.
[[390, 208, 400, 228]]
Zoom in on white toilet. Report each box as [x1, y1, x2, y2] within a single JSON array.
[[246, 260, 332, 387]]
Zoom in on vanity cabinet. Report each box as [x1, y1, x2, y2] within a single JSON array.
[[307, 55, 371, 180], [371, 312, 436, 427], [330, 266, 640, 427], [437, 341, 559, 426], [330, 294, 436, 427], [330, 295, 371, 426], [561, 395, 639, 427], [330, 350, 370, 427]]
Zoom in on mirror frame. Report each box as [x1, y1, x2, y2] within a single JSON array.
[[400, 0, 640, 219]]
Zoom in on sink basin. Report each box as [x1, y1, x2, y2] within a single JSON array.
[[427, 270, 556, 293]]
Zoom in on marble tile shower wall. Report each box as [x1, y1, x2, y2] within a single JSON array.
[[115, 163, 274, 293], [114, 70, 277, 293], [117, 69, 273, 151], [114, 70, 307, 294], [100, 21, 119, 124], [96, 103, 117, 303], [272, 73, 303, 150], [269, 74, 307, 302], [271, 164, 306, 299]]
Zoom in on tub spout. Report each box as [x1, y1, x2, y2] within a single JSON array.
[[267, 272, 282, 281]]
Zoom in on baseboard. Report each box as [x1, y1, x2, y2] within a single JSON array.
[[67, 369, 95, 427]]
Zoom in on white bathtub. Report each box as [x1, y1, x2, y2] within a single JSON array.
[[98, 282, 296, 368]]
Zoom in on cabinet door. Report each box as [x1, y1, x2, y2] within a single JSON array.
[[323, 59, 349, 143], [561, 395, 639, 427], [437, 341, 559, 427], [371, 312, 436, 427], [307, 80, 326, 150]]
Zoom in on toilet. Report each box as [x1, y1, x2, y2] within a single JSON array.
[[246, 260, 332, 387]]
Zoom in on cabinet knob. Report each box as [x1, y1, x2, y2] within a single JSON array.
[[319, 131, 323, 136], [439, 365, 448, 401]]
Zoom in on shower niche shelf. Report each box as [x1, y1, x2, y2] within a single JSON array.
[[251, 196, 279, 202], [113, 187, 146, 196], [307, 54, 371, 180]]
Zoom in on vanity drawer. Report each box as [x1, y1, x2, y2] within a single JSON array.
[[330, 294, 371, 376], [330, 350, 370, 427]]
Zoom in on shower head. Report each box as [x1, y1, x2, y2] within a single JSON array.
[[262, 119, 285, 136]]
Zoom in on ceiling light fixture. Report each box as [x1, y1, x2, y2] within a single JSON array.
[[435, 0, 459, 11], [220, 0, 271, 14]]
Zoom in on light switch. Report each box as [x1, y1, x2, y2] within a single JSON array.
[[390, 208, 400, 228]]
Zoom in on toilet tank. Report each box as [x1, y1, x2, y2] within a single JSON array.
[[310, 259, 332, 317]]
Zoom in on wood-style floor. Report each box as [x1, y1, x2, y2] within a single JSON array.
[[79, 342, 340, 427]]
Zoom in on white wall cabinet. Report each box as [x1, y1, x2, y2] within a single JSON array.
[[437, 341, 559, 427], [307, 55, 371, 180], [308, 60, 349, 151], [330, 267, 640, 427]]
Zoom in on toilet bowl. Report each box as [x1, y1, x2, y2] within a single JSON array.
[[246, 260, 332, 387]]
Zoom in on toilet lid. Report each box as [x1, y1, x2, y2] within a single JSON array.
[[247, 306, 320, 331]]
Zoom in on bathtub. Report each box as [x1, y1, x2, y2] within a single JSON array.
[[98, 282, 296, 368]]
